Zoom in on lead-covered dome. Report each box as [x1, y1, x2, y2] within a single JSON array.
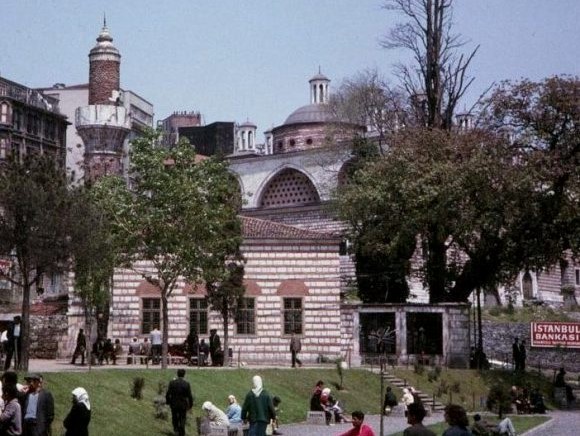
[[283, 103, 336, 126]]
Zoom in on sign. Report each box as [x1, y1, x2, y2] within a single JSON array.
[[531, 321, 580, 349]]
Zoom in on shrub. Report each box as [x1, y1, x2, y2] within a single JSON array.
[[413, 362, 425, 375], [335, 357, 346, 390], [427, 366, 442, 383], [131, 377, 145, 400], [153, 381, 169, 420], [486, 385, 512, 418]]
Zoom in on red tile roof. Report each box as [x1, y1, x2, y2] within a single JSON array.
[[240, 216, 337, 241]]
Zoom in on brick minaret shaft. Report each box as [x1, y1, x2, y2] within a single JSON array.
[[88, 19, 121, 105]]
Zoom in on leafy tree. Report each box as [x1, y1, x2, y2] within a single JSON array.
[[0, 155, 73, 370], [94, 130, 242, 368]]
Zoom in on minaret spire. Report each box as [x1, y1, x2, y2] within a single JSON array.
[[103, 12, 107, 28]]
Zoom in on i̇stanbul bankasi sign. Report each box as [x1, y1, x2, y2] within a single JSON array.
[[531, 322, 580, 348]]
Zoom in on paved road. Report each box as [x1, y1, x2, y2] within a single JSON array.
[[522, 410, 579, 436]]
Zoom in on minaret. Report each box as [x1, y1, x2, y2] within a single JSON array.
[[75, 19, 130, 182], [309, 68, 330, 104]]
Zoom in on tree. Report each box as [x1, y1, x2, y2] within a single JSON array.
[[95, 130, 242, 369], [382, 0, 478, 129], [0, 155, 73, 370], [206, 263, 245, 366], [68, 187, 121, 366]]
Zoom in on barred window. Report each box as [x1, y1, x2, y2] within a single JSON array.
[[283, 298, 303, 335], [141, 298, 160, 334], [189, 298, 208, 335], [236, 298, 255, 335]]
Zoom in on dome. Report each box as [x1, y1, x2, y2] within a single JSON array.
[[239, 120, 257, 128], [283, 103, 336, 125], [309, 73, 330, 82]]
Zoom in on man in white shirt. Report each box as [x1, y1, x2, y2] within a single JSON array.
[[150, 326, 162, 364]]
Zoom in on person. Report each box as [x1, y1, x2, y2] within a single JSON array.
[[383, 386, 398, 415], [409, 387, 422, 405], [165, 369, 194, 436], [128, 337, 140, 364], [442, 404, 471, 436], [471, 414, 516, 436], [403, 403, 435, 436], [529, 388, 546, 414], [554, 367, 576, 404], [209, 329, 221, 366], [70, 329, 87, 366], [289, 333, 302, 368], [63, 387, 91, 436], [4, 316, 22, 371], [199, 340, 209, 366], [337, 410, 375, 436], [320, 387, 344, 424], [271, 396, 282, 435], [0, 384, 22, 436], [22, 373, 54, 436], [185, 329, 199, 365], [309, 380, 324, 411], [92, 339, 104, 365], [226, 395, 242, 424], [112, 339, 123, 365], [401, 388, 415, 417], [518, 340, 526, 372], [150, 326, 162, 364], [241, 375, 276, 436], [512, 338, 520, 372], [102, 339, 114, 365], [1, 371, 26, 413], [201, 401, 229, 427], [140, 337, 151, 364]]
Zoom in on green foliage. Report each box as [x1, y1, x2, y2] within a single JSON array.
[[0, 154, 74, 369], [427, 366, 442, 383], [413, 362, 425, 375], [153, 381, 168, 420], [94, 129, 243, 367], [483, 306, 572, 323], [335, 357, 345, 390], [131, 377, 145, 400], [486, 385, 512, 418]]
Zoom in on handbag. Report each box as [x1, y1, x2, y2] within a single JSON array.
[[265, 421, 274, 436]]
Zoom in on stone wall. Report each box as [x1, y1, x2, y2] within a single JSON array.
[[482, 320, 580, 372], [29, 314, 69, 359]]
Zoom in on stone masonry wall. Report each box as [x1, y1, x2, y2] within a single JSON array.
[[482, 320, 580, 372], [89, 60, 120, 105], [29, 314, 68, 359]]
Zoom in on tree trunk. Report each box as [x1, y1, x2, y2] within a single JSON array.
[[161, 290, 169, 369], [222, 305, 229, 367], [20, 279, 31, 371], [427, 231, 448, 303]]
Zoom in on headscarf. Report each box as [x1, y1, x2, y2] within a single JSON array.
[[72, 387, 91, 410], [322, 388, 331, 396], [251, 375, 263, 397], [202, 401, 213, 411]]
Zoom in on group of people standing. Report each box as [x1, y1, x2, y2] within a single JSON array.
[[511, 338, 527, 372], [1, 317, 22, 371], [0, 371, 91, 436]]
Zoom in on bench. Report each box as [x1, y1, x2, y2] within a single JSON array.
[[306, 411, 328, 425]]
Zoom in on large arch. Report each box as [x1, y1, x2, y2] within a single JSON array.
[[258, 167, 320, 208]]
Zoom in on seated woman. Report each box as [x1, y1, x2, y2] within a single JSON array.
[[383, 386, 398, 415], [310, 380, 325, 411], [320, 388, 346, 424], [202, 401, 230, 427], [225, 395, 242, 424]]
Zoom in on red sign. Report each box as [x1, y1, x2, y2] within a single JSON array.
[[531, 322, 580, 349]]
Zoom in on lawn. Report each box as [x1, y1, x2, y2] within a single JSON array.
[[482, 305, 574, 323], [388, 415, 551, 436], [37, 368, 383, 436], [391, 367, 556, 412]]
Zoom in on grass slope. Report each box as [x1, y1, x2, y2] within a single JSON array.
[[40, 368, 382, 436]]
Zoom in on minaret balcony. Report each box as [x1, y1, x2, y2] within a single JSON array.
[[75, 105, 131, 130]]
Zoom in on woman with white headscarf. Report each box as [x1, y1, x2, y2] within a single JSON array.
[[63, 387, 91, 436], [401, 387, 414, 417], [201, 401, 230, 427], [241, 375, 276, 436]]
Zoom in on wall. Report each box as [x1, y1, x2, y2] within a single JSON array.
[[481, 320, 580, 372], [29, 314, 68, 358]]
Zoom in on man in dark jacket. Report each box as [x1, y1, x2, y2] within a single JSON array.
[[23, 374, 54, 436], [209, 329, 221, 366], [165, 369, 194, 436], [71, 329, 87, 365]]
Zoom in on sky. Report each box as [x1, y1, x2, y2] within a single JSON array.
[[1, 0, 578, 141]]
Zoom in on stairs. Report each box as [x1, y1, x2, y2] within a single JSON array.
[[378, 371, 446, 413]]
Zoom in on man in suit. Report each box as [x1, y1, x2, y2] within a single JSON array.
[[290, 332, 302, 368], [166, 369, 194, 436], [512, 337, 520, 372], [70, 328, 87, 365], [23, 373, 54, 436], [4, 315, 22, 370], [209, 329, 221, 366]]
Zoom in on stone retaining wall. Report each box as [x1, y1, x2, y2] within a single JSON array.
[[29, 314, 69, 359], [482, 320, 580, 373]]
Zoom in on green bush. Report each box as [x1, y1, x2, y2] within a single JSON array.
[[414, 362, 425, 375], [131, 377, 145, 400]]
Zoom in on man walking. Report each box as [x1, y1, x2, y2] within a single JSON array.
[[71, 328, 87, 365], [22, 374, 54, 436], [289, 333, 302, 368], [209, 329, 221, 366], [518, 339, 527, 372], [166, 369, 194, 436]]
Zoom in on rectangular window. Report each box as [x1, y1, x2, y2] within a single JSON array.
[[283, 298, 303, 335], [236, 298, 255, 335], [189, 298, 208, 335], [576, 269, 580, 286], [141, 298, 161, 334]]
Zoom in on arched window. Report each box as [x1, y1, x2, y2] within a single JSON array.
[[319, 84, 324, 103], [259, 168, 320, 208], [522, 271, 533, 300]]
